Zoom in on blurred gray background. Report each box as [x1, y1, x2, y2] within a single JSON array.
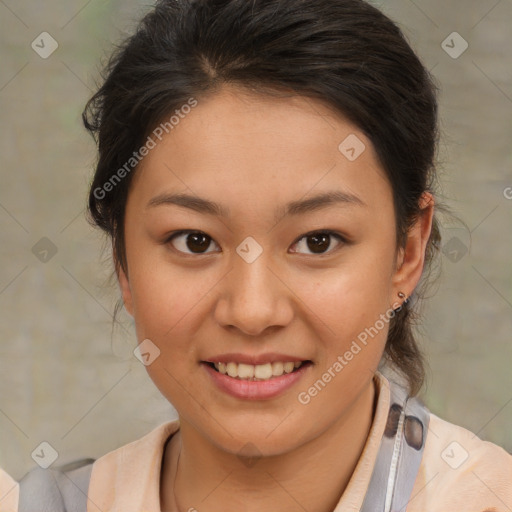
[[1, 0, 511, 480]]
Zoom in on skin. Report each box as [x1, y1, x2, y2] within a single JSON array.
[[117, 84, 434, 512]]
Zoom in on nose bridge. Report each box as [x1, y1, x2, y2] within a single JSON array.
[[215, 246, 292, 335]]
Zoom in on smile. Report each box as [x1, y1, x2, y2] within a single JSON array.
[[202, 359, 313, 400], [210, 361, 308, 381]]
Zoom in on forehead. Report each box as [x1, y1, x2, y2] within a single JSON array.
[[130, 85, 392, 216]]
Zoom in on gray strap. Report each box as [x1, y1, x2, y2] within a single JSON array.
[[18, 459, 94, 512], [390, 389, 430, 511], [360, 380, 430, 512]]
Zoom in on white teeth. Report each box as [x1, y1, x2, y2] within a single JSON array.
[[254, 363, 273, 379], [237, 363, 255, 379], [226, 362, 238, 378], [283, 362, 295, 374], [271, 362, 283, 376], [212, 361, 305, 380]]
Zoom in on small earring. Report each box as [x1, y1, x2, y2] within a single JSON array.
[[398, 291, 406, 300]]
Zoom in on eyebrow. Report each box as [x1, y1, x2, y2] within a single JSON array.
[[146, 190, 366, 222]]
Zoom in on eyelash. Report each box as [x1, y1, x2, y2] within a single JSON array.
[[164, 229, 347, 257]]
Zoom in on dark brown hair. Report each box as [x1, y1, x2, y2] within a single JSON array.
[[83, 0, 442, 395]]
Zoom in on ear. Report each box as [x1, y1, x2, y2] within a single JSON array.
[[116, 260, 134, 317], [391, 192, 435, 304]]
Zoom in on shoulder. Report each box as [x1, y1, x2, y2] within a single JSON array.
[[91, 419, 180, 468], [86, 420, 180, 512], [15, 458, 94, 512], [6, 420, 179, 512], [426, 412, 512, 480], [409, 412, 512, 511], [0, 467, 19, 512], [1, 461, 93, 512]]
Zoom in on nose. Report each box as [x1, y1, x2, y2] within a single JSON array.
[[214, 252, 294, 337]]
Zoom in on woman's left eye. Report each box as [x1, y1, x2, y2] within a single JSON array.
[[289, 231, 345, 255]]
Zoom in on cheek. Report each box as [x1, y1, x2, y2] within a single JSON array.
[[303, 280, 389, 376], [128, 261, 215, 342], [292, 253, 396, 399], [301, 250, 395, 334], [127, 262, 214, 402], [292, 268, 391, 417]]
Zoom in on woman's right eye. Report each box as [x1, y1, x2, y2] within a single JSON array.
[[166, 230, 220, 255]]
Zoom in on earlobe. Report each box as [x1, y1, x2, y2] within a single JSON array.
[[391, 192, 435, 302], [117, 263, 134, 317]]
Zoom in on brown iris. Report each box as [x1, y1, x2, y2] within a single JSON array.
[[305, 233, 331, 254]]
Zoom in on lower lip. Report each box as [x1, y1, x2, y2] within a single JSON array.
[[202, 362, 311, 400]]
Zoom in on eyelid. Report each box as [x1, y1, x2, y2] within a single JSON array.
[[289, 230, 347, 255], [164, 229, 347, 256], [165, 230, 221, 256]]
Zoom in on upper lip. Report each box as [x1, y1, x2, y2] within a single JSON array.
[[203, 353, 310, 365]]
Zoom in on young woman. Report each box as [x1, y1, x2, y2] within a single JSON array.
[[2, 0, 511, 510]]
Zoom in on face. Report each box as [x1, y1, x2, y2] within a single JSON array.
[[118, 85, 432, 457]]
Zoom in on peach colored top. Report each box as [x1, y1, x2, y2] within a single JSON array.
[[0, 468, 17, 512], [2, 372, 511, 511]]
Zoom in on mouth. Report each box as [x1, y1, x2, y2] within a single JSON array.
[[202, 360, 313, 381]]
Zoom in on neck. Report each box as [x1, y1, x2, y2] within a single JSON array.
[[162, 379, 377, 512]]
